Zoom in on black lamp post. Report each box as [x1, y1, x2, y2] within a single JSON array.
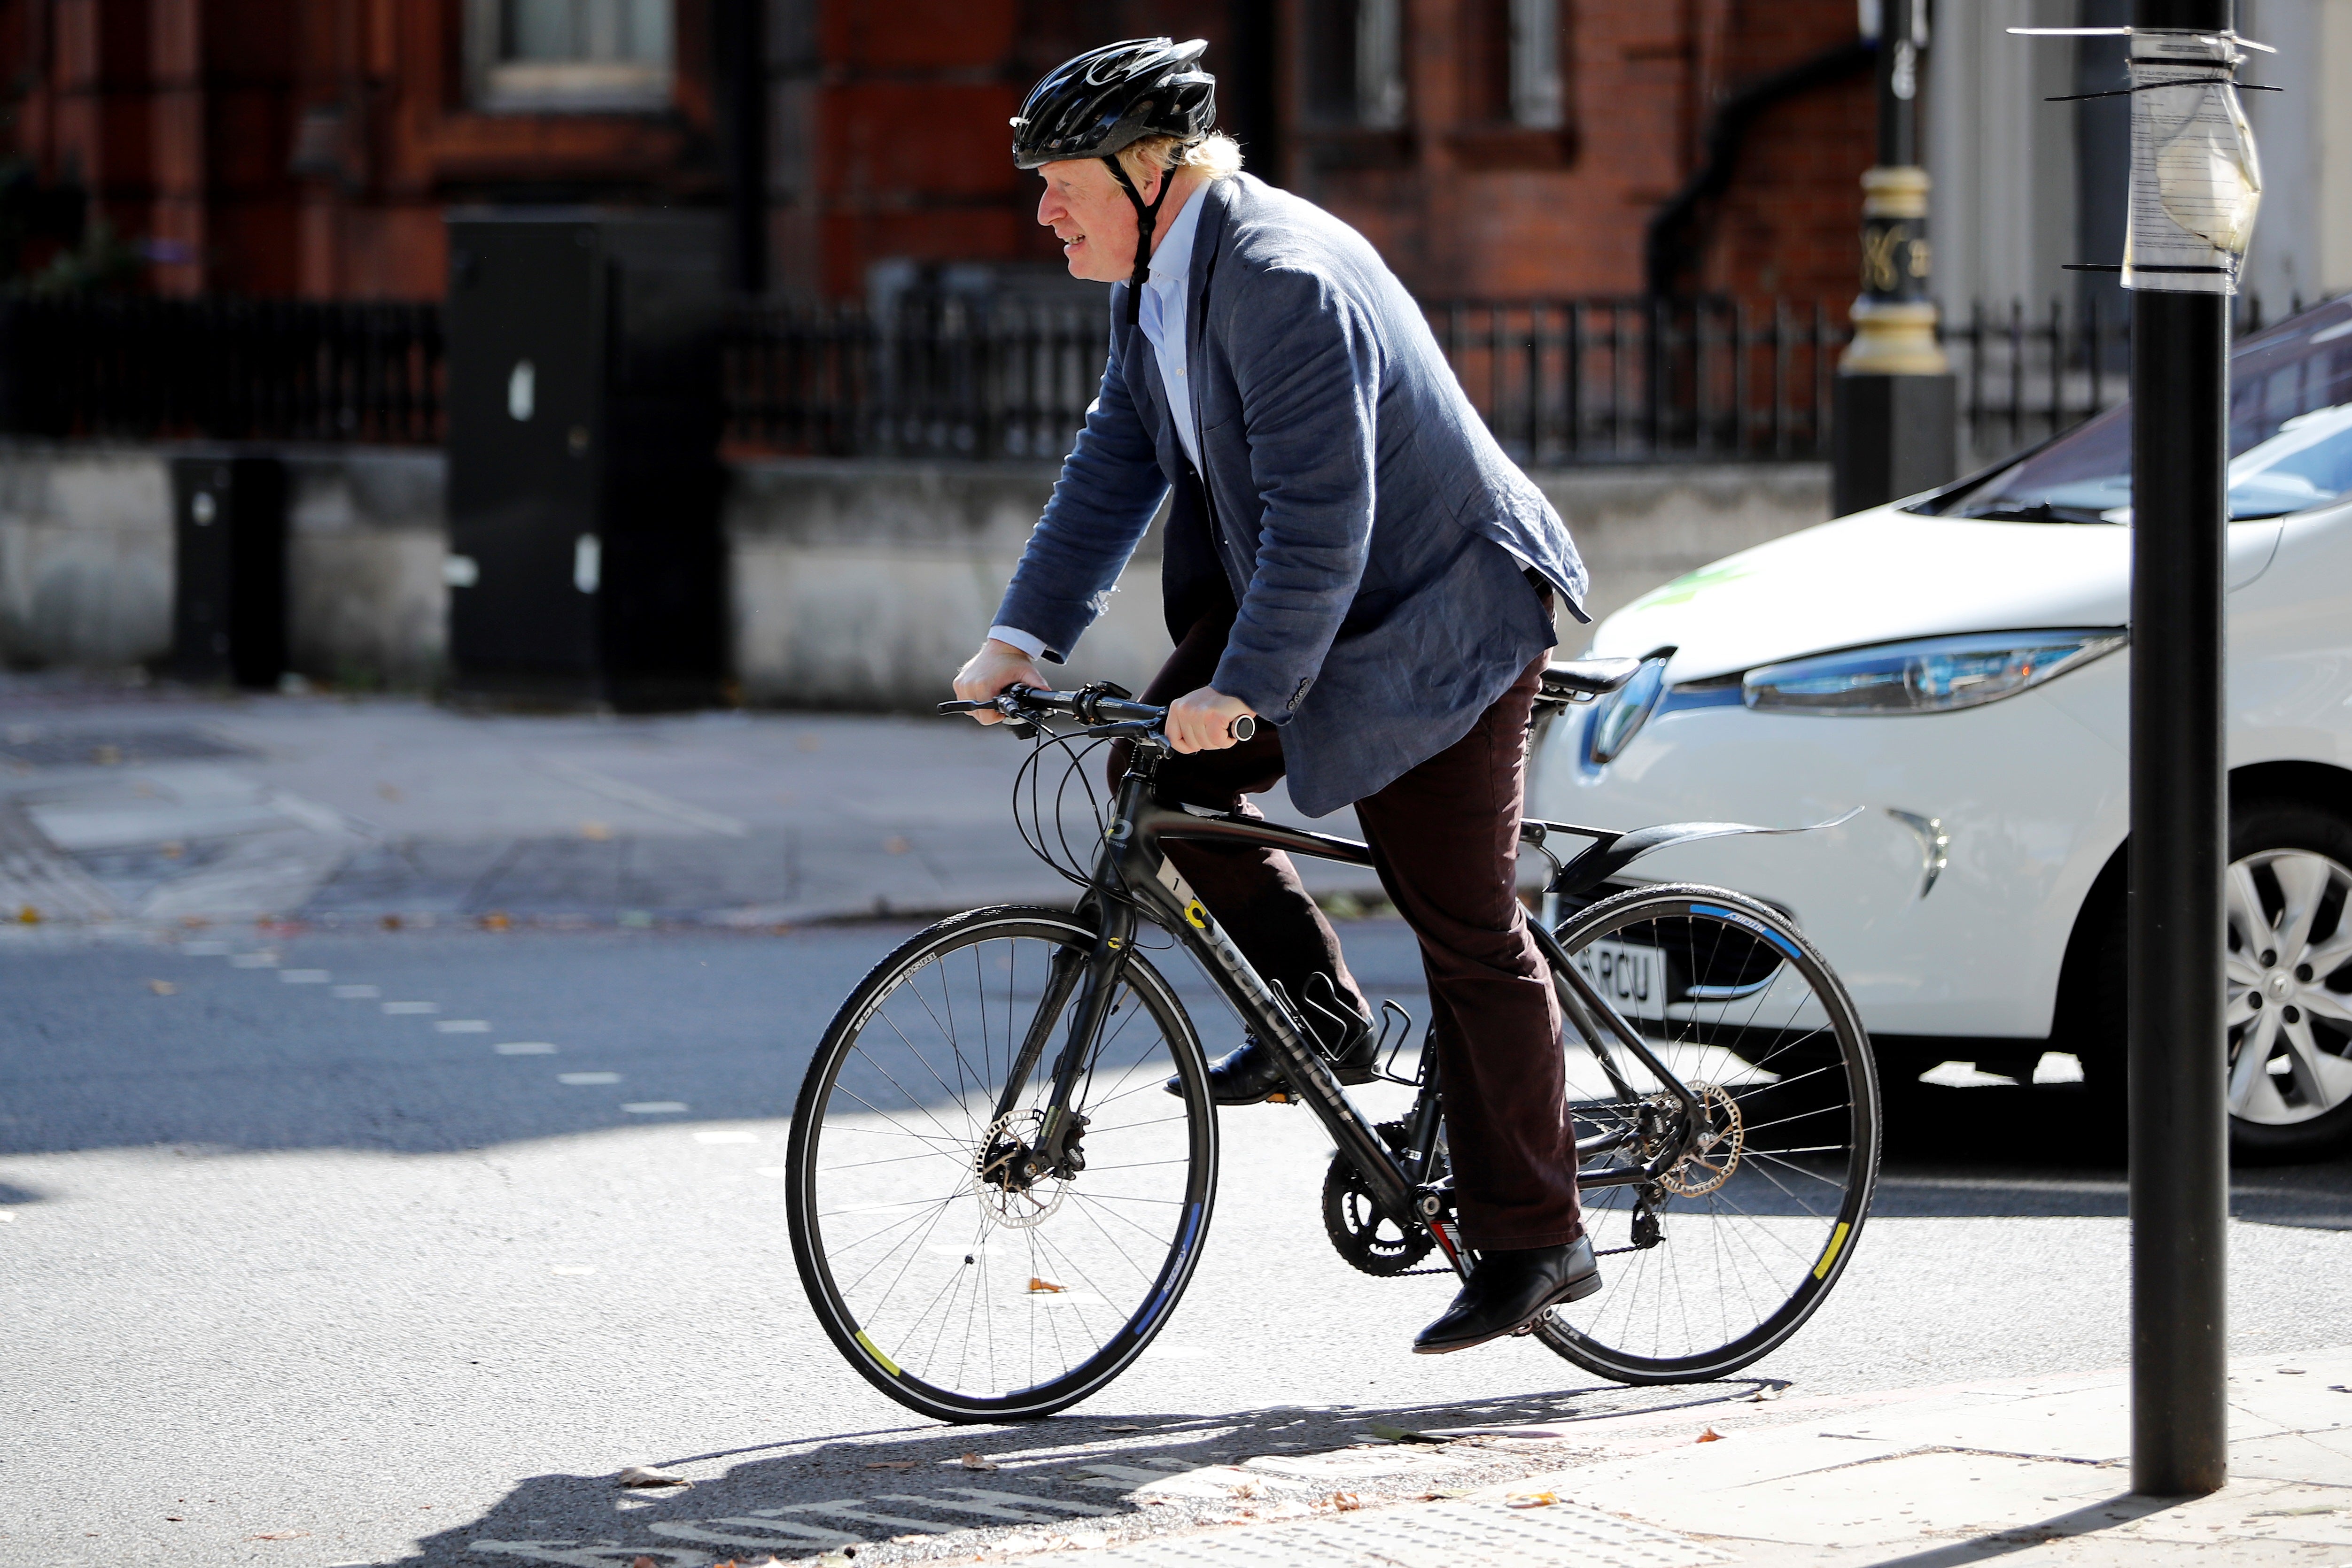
[[1832, 0, 1957, 516], [2125, 0, 2239, 1501]]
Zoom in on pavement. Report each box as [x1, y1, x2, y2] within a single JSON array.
[[1000, 1353, 2352, 1567], [0, 677, 1380, 931]]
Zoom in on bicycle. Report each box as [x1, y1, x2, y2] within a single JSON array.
[[785, 664, 1880, 1422]]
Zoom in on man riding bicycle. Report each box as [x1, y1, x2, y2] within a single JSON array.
[[952, 38, 1598, 1355]]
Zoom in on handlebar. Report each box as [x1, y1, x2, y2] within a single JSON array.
[[939, 684, 1257, 742]]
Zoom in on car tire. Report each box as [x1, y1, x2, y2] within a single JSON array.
[[2063, 799, 2352, 1163]]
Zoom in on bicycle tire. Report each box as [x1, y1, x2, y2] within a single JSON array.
[[786, 906, 1217, 1422], [1531, 883, 1879, 1384]]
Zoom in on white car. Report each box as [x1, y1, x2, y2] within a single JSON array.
[[1532, 298, 2352, 1159]]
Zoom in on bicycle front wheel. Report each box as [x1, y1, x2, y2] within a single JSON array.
[[1532, 884, 1879, 1383], [785, 907, 1216, 1422]]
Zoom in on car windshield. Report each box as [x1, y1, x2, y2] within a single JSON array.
[[1925, 299, 2352, 524]]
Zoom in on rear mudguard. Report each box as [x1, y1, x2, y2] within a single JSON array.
[[1525, 809, 1863, 902]]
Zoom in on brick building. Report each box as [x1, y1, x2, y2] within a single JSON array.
[[0, 0, 1876, 307]]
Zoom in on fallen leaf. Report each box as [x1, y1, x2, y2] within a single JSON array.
[[1367, 1422, 1448, 1444], [956, 1451, 999, 1471], [247, 1532, 310, 1541], [147, 979, 178, 995], [164, 1516, 183, 1522], [1027, 1277, 1066, 1293], [616, 1463, 691, 1488], [633, 1558, 660, 1568], [1747, 1388, 1782, 1403], [1321, 1491, 1364, 1512], [1697, 1427, 1725, 1443], [883, 836, 910, 855], [1102, 1423, 1144, 1432], [1506, 1491, 1558, 1508], [864, 1460, 922, 1470]]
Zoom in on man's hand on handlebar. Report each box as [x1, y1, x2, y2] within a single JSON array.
[[1166, 686, 1258, 755], [952, 638, 1046, 724]]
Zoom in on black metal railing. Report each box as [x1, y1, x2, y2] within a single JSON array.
[[0, 288, 2313, 471], [0, 294, 443, 443], [721, 293, 1852, 465], [1943, 293, 2296, 471]]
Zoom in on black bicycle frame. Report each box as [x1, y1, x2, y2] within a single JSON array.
[[982, 741, 1727, 1276]]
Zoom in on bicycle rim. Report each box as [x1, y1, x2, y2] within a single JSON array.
[[786, 907, 1216, 1421], [1533, 884, 1878, 1383]]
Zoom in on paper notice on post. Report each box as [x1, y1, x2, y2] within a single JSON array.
[[2123, 29, 2261, 294]]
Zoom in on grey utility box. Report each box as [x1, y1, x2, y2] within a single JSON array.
[[443, 210, 726, 707], [170, 455, 286, 687]]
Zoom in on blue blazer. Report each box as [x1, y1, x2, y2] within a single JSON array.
[[994, 173, 1588, 817]]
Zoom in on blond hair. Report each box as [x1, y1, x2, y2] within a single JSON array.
[[1118, 131, 1244, 183]]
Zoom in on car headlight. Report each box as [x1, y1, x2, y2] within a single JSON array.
[[1587, 652, 1672, 763], [1743, 630, 2126, 715]]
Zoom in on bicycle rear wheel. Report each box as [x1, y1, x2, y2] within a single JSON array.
[[785, 906, 1216, 1422], [1532, 884, 1878, 1383]]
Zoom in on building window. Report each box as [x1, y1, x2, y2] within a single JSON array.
[[1305, 0, 1407, 129], [467, 0, 674, 114], [1453, 0, 1574, 166], [1507, 0, 1565, 129]]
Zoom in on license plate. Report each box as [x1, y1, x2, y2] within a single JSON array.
[[1572, 939, 1667, 1021]]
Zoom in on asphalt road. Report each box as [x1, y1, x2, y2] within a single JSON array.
[[5, 920, 2350, 1568]]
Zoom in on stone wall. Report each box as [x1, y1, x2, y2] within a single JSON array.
[[0, 442, 1829, 706]]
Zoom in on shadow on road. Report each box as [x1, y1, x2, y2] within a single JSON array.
[[385, 1379, 1783, 1567]]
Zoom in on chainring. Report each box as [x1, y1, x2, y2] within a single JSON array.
[[1320, 1153, 1434, 1276]]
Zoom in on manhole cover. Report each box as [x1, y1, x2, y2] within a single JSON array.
[[0, 726, 256, 770]]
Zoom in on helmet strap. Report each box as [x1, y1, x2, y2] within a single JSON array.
[[1104, 155, 1177, 328]]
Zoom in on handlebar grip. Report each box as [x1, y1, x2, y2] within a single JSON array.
[[1228, 714, 1257, 742]]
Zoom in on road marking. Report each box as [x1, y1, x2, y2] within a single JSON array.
[[181, 940, 230, 956], [474, 1543, 707, 1566], [229, 952, 279, 967], [647, 1516, 861, 1549], [332, 984, 380, 998], [559, 1072, 622, 1085], [436, 1019, 491, 1033], [753, 1500, 959, 1534], [383, 1001, 438, 1014], [692, 1129, 759, 1145], [624, 1101, 688, 1114], [543, 758, 749, 838], [279, 969, 330, 983], [923, 1488, 1122, 1521], [497, 1042, 559, 1055]]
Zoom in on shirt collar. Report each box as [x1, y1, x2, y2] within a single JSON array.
[[1145, 178, 1207, 292]]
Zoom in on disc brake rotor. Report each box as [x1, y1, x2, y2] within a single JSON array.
[[1656, 1083, 1744, 1197], [972, 1110, 1068, 1228]]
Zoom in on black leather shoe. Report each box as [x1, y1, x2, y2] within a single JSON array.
[[1412, 1237, 1602, 1355], [1166, 1007, 1379, 1105]]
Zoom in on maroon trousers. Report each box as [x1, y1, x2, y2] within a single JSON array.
[[1127, 606, 1584, 1250]]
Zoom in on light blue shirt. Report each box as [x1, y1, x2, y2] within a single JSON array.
[[1136, 180, 1208, 473], [990, 178, 1208, 661]]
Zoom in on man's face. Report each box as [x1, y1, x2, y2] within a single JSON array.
[[1036, 157, 1161, 283]]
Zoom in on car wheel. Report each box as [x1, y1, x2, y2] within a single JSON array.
[[2063, 799, 2352, 1162], [2224, 803, 2352, 1160]]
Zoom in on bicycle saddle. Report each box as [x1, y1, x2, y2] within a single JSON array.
[[1538, 657, 1644, 701]]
